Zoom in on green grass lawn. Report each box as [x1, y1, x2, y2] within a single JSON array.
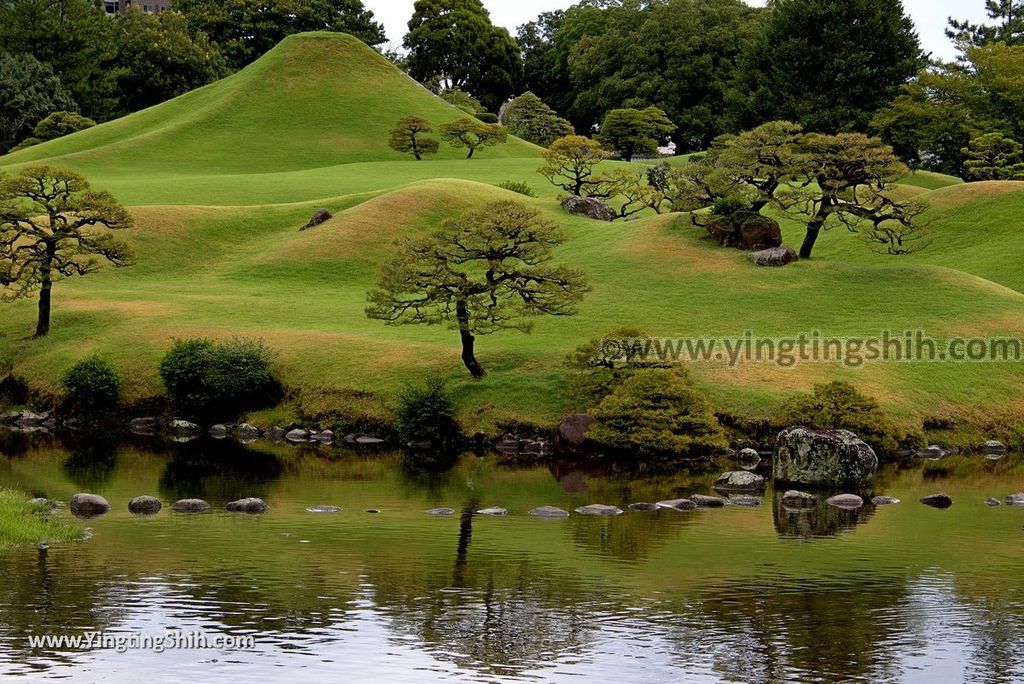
[[2, 32, 1023, 434], [0, 489, 81, 552]]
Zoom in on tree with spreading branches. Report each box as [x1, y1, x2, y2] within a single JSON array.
[[388, 116, 439, 160], [0, 167, 134, 338], [537, 135, 612, 197], [366, 200, 588, 378], [784, 133, 928, 258], [438, 118, 507, 158]]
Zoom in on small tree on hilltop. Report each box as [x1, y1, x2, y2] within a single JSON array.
[[438, 117, 508, 158], [0, 166, 134, 338], [538, 135, 612, 197], [367, 200, 589, 378], [598, 107, 676, 160], [388, 116, 439, 160]]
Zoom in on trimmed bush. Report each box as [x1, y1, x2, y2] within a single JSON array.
[[9, 137, 41, 152], [61, 357, 121, 415], [566, 326, 669, 409], [497, 180, 536, 197], [395, 377, 461, 448], [589, 368, 725, 461], [776, 381, 917, 455], [33, 111, 96, 141], [159, 338, 282, 421]]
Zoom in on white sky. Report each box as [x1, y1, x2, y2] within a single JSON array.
[[364, 0, 991, 62]]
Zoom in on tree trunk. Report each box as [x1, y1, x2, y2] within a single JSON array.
[[456, 300, 485, 378], [34, 245, 55, 338], [800, 221, 823, 259], [466, 147, 475, 159]]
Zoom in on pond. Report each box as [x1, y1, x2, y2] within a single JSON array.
[[1, 433, 1023, 683]]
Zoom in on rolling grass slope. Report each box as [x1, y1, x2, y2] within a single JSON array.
[[1, 32, 1023, 433]]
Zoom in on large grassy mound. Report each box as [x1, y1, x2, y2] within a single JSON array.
[[1, 32, 1022, 434], [1, 31, 536, 176]]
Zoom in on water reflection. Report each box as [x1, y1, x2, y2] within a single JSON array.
[[772, 492, 877, 540], [0, 432, 1023, 682]]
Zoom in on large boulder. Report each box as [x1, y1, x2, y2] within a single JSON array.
[[748, 246, 799, 267], [773, 428, 878, 487], [706, 213, 782, 250], [70, 493, 111, 516], [553, 414, 597, 453], [714, 471, 766, 492], [560, 195, 617, 222]]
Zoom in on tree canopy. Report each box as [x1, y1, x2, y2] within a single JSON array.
[[732, 0, 923, 134], [367, 201, 588, 378], [388, 116, 439, 160], [438, 118, 508, 158], [598, 107, 675, 160], [0, 167, 134, 338], [0, 53, 77, 154], [502, 92, 574, 147], [404, 0, 523, 112]]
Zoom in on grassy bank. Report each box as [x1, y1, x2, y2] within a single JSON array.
[[0, 489, 81, 552], [2, 32, 1023, 436]]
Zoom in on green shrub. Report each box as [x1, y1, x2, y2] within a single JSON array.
[[497, 180, 536, 197], [159, 338, 282, 421], [776, 381, 918, 455], [61, 357, 121, 415], [589, 368, 725, 461], [33, 111, 96, 141], [297, 387, 397, 438], [476, 112, 499, 124], [566, 326, 669, 409], [9, 137, 41, 152], [710, 195, 750, 217], [395, 377, 462, 448]]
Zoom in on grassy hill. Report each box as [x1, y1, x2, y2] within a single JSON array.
[[1, 32, 1023, 438]]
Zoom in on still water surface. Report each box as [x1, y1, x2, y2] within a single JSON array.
[[1, 434, 1023, 683]]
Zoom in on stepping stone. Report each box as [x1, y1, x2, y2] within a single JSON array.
[[226, 497, 269, 513], [871, 496, 901, 505], [986, 498, 1002, 507], [714, 471, 766, 492], [574, 504, 623, 516], [826, 494, 864, 510], [529, 506, 569, 518], [656, 498, 697, 511], [1005, 493, 1024, 506], [691, 494, 728, 508], [920, 493, 953, 509], [364, 508, 381, 514], [128, 495, 162, 514], [306, 505, 341, 513], [476, 507, 508, 516], [426, 507, 455, 516], [781, 490, 816, 507], [728, 495, 762, 507], [628, 502, 661, 511], [171, 499, 210, 513]]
